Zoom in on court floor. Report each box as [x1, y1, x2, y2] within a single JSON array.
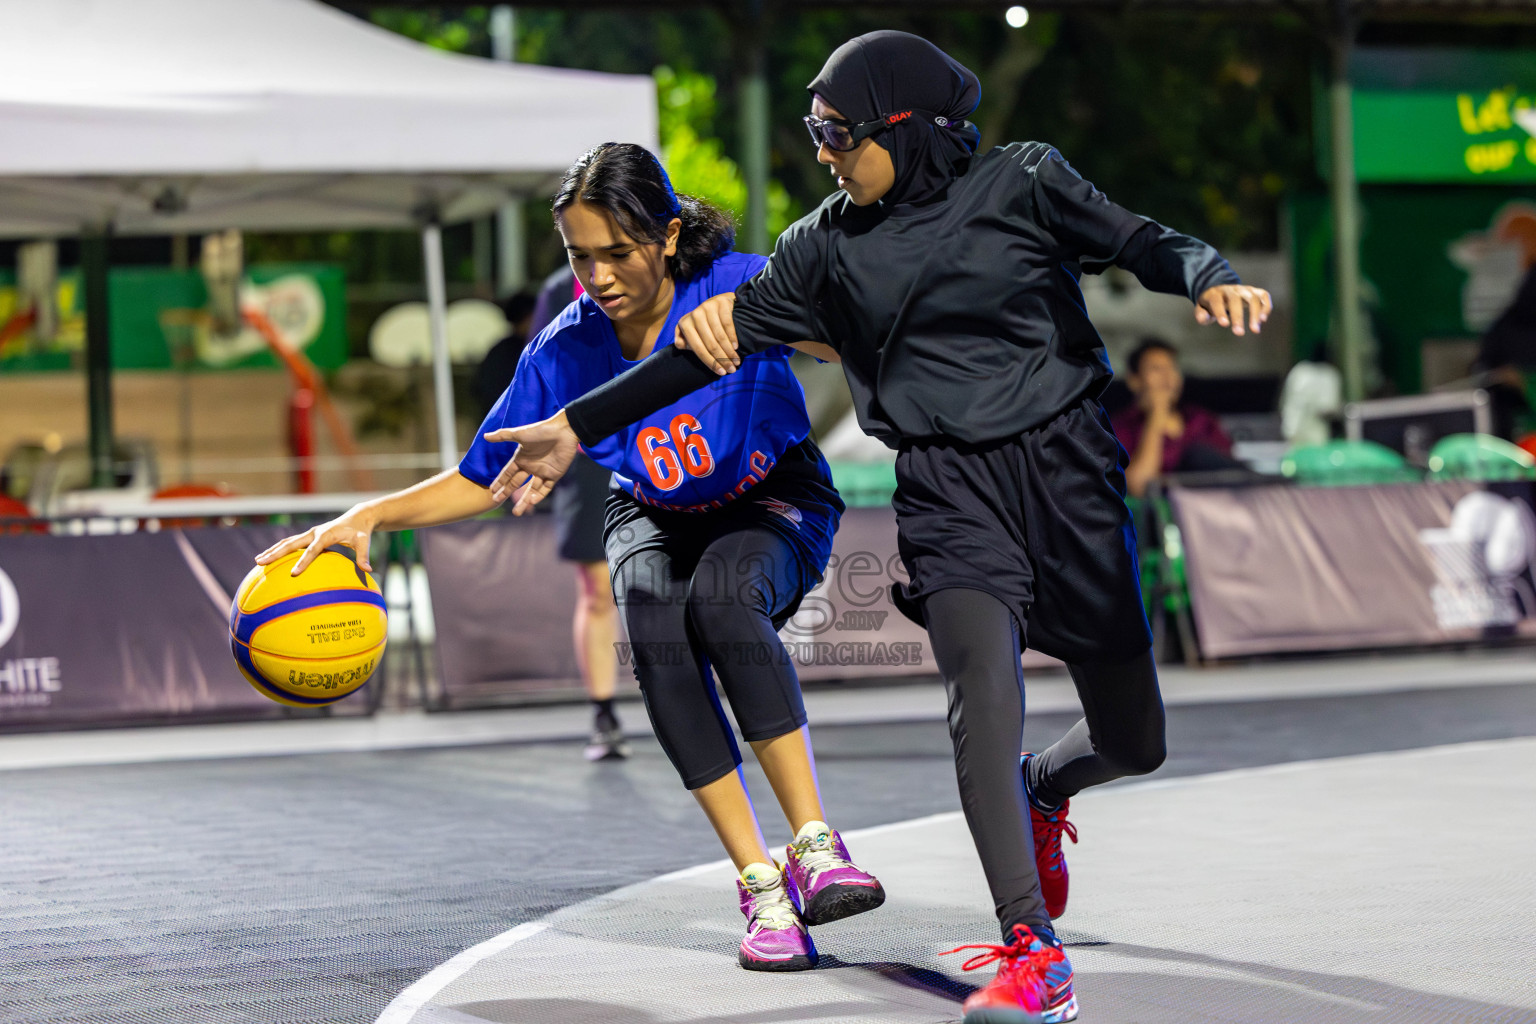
[[397, 739, 1536, 1024], [1, 650, 1533, 1024]]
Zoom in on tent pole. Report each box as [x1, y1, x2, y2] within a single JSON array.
[[1327, 0, 1366, 403], [739, 0, 770, 256], [422, 220, 457, 471], [492, 5, 527, 294], [82, 225, 115, 489]]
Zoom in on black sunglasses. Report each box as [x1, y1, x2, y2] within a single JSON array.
[[803, 110, 973, 152]]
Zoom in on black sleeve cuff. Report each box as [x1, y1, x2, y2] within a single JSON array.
[[1116, 222, 1240, 303], [564, 345, 720, 446]]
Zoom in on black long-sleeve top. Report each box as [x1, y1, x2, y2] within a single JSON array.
[[567, 142, 1240, 449]]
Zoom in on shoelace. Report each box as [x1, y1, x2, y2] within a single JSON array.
[[745, 882, 799, 932], [1034, 809, 1078, 872], [792, 832, 848, 884], [942, 924, 1058, 976]]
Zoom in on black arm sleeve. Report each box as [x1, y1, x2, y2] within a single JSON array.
[[1111, 221, 1242, 303], [563, 223, 824, 447], [564, 347, 719, 446], [1031, 148, 1239, 302]]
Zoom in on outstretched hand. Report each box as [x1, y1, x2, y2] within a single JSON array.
[[255, 507, 378, 576], [483, 410, 582, 515], [1196, 284, 1272, 337], [673, 292, 740, 374]]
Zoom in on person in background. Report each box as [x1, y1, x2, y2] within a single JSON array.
[[473, 291, 538, 417], [474, 276, 626, 762], [1472, 259, 1536, 440], [1113, 338, 1237, 498]]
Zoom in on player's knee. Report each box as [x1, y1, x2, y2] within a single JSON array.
[[685, 574, 771, 633], [578, 584, 616, 620], [1107, 737, 1166, 777]]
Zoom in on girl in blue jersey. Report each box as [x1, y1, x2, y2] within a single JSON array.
[[256, 143, 882, 973]]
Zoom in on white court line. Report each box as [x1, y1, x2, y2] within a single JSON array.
[[370, 735, 1536, 1024], [374, 922, 549, 1024]]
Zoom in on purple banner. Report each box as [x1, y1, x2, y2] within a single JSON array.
[[1172, 481, 1536, 659], [419, 508, 1059, 706], [419, 516, 585, 705], [0, 526, 371, 729]]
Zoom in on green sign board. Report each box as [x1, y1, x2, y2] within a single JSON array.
[[1341, 49, 1536, 184], [1289, 185, 1535, 395], [0, 263, 347, 374]]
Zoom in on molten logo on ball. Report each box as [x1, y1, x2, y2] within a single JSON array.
[[229, 550, 387, 706]]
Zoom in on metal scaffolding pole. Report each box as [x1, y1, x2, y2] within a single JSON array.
[[82, 226, 115, 489], [739, 0, 771, 256], [421, 221, 458, 471], [492, 5, 527, 295], [1327, 0, 1367, 403]]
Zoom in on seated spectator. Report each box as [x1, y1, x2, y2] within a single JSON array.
[[1112, 338, 1239, 497]]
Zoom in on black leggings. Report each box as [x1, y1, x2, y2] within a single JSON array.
[[924, 588, 1166, 939], [612, 525, 810, 790]]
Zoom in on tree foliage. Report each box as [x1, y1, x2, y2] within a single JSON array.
[[255, 4, 1324, 287], [655, 66, 801, 243], [504, 6, 1319, 251]]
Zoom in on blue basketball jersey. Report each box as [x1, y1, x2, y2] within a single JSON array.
[[461, 252, 814, 512]]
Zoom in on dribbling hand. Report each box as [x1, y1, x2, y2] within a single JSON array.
[[673, 292, 740, 374], [483, 410, 582, 516], [255, 508, 378, 576], [1196, 284, 1272, 337]]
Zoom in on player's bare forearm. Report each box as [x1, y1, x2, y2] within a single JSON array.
[[361, 469, 501, 532], [256, 469, 497, 574]]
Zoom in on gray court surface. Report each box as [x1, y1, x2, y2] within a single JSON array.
[[1, 656, 1535, 1024], [403, 739, 1536, 1024]]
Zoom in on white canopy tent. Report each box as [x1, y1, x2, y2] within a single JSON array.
[[0, 0, 658, 473]]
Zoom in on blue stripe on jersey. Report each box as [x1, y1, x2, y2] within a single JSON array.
[[460, 252, 814, 510]]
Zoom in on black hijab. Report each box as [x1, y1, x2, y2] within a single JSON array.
[[808, 31, 982, 208]]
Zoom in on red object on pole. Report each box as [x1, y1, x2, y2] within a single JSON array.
[[288, 386, 317, 493], [0, 494, 45, 534]]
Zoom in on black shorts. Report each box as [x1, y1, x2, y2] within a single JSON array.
[[891, 398, 1151, 664], [603, 438, 845, 629], [553, 452, 612, 564]]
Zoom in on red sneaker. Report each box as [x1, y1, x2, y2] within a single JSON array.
[[1021, 753, 1077, 919], [944, 924, 1077, 1024]]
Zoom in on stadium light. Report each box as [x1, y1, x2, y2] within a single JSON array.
[[1005, 5, 1029, 28]]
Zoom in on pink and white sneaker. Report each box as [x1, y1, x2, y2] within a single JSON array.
[[736, 864, 817, 972], [784, 821, 886, 926]]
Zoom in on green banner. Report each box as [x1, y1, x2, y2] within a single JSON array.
[[0, 263, 347, 374], [1290, 186, 1536, 395], [1342, 48, 1536, 184]]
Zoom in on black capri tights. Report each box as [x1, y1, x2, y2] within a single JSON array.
[[612, 525, 811, 790]]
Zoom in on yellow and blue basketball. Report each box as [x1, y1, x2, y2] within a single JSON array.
[[229, 549, 387, 707]]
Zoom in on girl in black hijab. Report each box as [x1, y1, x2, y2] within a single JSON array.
[[492, 30, 1271, 1024]]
